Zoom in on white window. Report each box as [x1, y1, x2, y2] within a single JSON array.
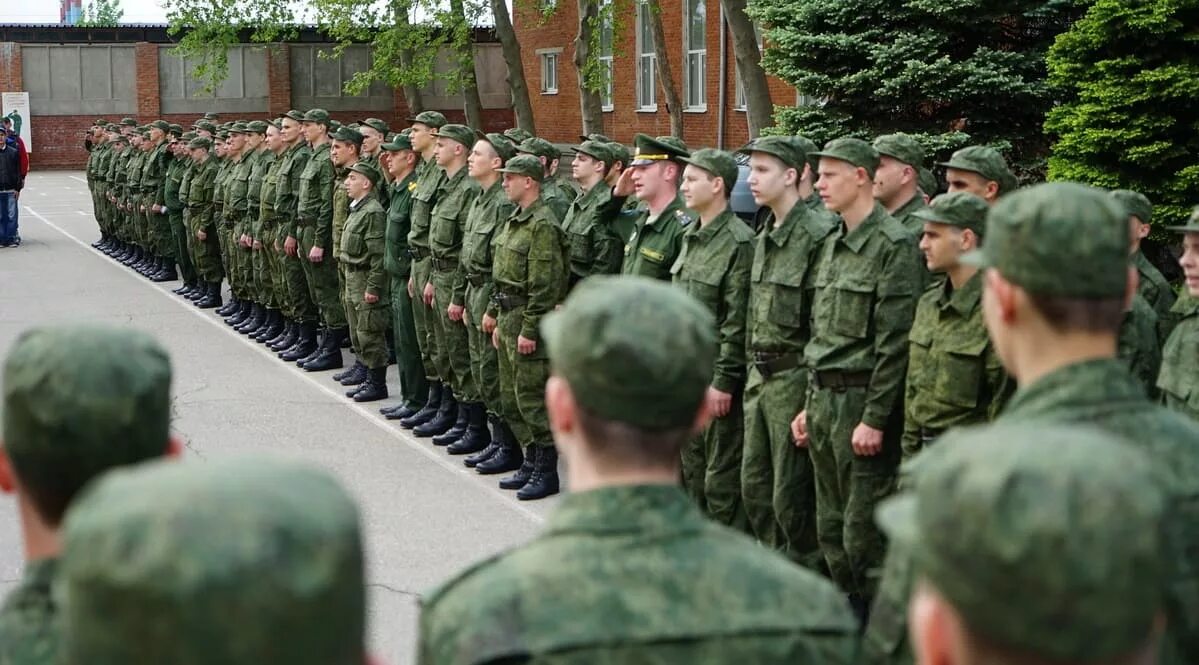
[[683, 0, 706, 110], [539, 50, 559, 95], [636, 0, 657, 111], [599, 5, 615, 111]]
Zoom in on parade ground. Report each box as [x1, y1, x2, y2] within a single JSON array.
[[0, 171, 560, 664]]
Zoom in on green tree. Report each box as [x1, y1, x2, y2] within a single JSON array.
[[1045, 0, 1199, 230], [750, 0, 1078, 172], [77, 0, 124, 27]]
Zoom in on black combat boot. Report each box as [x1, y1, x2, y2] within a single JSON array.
[[172, 281, 192, 295], [383, 400, 419, 420], [216, 295, 238, 317], [235, 304, 264, 333], [195, 281, 224, 309], [334, 360, 365, 384], [400, 381, 442, 429], [413, 390, 457, 437], [266, 318, 295, 349], [118, 245, 137, 265], [295, 327, 328, 366], [447, 403, 490, 455], [226, 301, 253, 326], [432, 400, 470, 446], [244, 305, 271, 336], [280, 322, 319, 361], [465, 415, 505, 467], [498, 446, 537, 489], [302, 327, 346, 372], [151, 258, 177, 283], [186, 283, 207, 301], [517, 446, 560, 500], [352, 367, 389, 402], [254, 310, 283, 342]]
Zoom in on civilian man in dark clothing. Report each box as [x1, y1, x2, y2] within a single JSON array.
[[0, 127, 24, 248]]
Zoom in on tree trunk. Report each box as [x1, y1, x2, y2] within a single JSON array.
[[720, 0, 771, 137], [574, 0, 604, 136], [490, 0, 537, 133], [451, 0, 486, 128], [648, 0, 684, 138], [393, 0, 424, 114]]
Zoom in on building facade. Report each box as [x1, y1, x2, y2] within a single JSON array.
[[515, 0, 799, 150]]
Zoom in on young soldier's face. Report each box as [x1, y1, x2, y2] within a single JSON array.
[[945, 168, 997, 202], [1180, 233, 1199, 297], [873, 156, 911, 207], [345, 171, 371, 199], [409, 123, 434, 152], [280, 119, 301, 143], [919, 222, 966, 273], [747, 153, 794, 207], [301, 121, 323, 143], [572, 153, 604, 183], [816, 158, 862, 213], [468, 140, 499, 178], [680, 165, 718, 212], [360, 127, 383, 153], [227, 133, 246, 153], [331, 140, 355, 167], [265, 127, 281, 151]]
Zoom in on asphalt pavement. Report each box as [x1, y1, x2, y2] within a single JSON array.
[[0, 171, 558, 664]]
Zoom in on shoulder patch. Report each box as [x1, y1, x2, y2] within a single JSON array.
[[408, 181, 417, 192], [677, 211, 693, 227], [639, 247, 666, 263]]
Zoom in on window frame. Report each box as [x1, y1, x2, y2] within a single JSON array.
[[537, 48, 561, 95], [635, 0, 658, 112], [682, 0, 707, 112]]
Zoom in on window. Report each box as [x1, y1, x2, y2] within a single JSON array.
[[636, 0, 657, 111], [733, 22, 763, 111], [683, 0, 706, 110], [599, 4, 615, 111], [539, 50, 559, 95]]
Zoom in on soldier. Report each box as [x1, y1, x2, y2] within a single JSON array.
[[881, 424, 1167, 665], [603, 134, 692, 281], [899, 192, 1011, 461], [0, 325, 180, 664], [792, 138, 923, 616], [184, 136, 225, 308], [274, 110, 320, 361], [359, 117, 388, 166], [480, 154, 569, 499], [1157, 207, 1199, 421], [163, 125, 199, 298], [401, 111, 450, 431], [514, 137, 571, 219], [737, 136, 835, 568], [502, 127, 533, 145], [419, 276, 859, 664], [561, 139, 622, 286], [86, 120, 111, 249], [59, 457, 370, 665], [378, 134, 430, 421], [295, 108, 349, 372], [224, 123, 261, 330], [255, 120, 292, 345], [211, 130, 237, 313], [1118, 291, 1162, 396], [1112, 189, 1176, 342], [866, 183, 1199, 665], [449, 131, 517, 460], [234, 121, 280, 340], [604, 140, 631, 188], [936, 146, 1016, 204], [916, 167, 938, 202], [142, 120, 177, 282], [328, 126, 366, 385], [872, 133, 927, 235], [669, 148, 753, 530]]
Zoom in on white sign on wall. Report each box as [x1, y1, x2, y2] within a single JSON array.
[[1, 92, 32, 153]]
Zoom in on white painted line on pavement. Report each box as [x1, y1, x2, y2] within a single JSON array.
[[69, 175, 88, 184], [22, 203, 548, 525]]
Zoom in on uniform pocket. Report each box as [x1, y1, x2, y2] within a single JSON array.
[[682, 271, 722, 315], [831, 282, 874, 338], [567, 229, 593, 263], [343, 231, 366, 258], [430, 212, 460, 248], [766, 271, 806, 328], [935, 338, 987, 408]]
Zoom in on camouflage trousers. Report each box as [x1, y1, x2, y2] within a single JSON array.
[[390, 272, 428, 408], [344, 268, 390, 369], [235, 226, 256, 302], [496, 307, 552, 449], [296, 225, 347, 328], [261, 226, 286, 313], [148, 211, 174, 259], [189, 222, 224, 284], [431, 266, 476, 401], [807, 384, 901, 600], [682, 392, 748, 533], [281, 230, 317, 323], [217, 221, 235, 291], [859, 541, 917, 665], [466, 281, 501, 415], [409, 256, 440, 380], [251, 226, 277, 309], [227, 221, 249, 301], [741, 365, 820, 567], [170, 211, 197, 284]]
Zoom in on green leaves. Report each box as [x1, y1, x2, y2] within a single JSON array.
[[77, 0, 124, 27]]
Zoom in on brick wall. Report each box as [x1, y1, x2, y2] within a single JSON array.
[[0, 42, 20, 92], [514, 0, 795, 150]]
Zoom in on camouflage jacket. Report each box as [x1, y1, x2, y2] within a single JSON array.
[[560, 182, 621, 282], [338, 193, 388, 298], [429, 165, 481, 294], [1158, 294, 1199, 421], [0, 558, 60, 665], [163, 156, 187, 218], [487, 197, 568, 341], [256, 152, 285, 237], [384, 172, 418, 277], [889, 194, 927, 238], [184, 155, 219, 233], [1134, 249, 1177, 343], [1118, 294, 1162, 399], [458, 179, 514, 314], [671, 209, 754, 393], [408, 155, 446, 253], [297, 142, 335, 248], [418, 485, 859, 665], [274, 141, 313, 238], [540, 173, 572, 221], [246, 149, 274, 238], [225, 153, 254, 225], [805, 202, 923, 429]]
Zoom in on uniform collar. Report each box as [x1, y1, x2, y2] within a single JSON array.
[[1003, 358, 1145, 418], [837, 201, 888, 253], [544, 485, 705, 537], [513, 197, 545, 222], [939, 270, 983, 316], [891, 193, 925, 219], [645, 195, 685, 228], [686, 208, 734, 241]]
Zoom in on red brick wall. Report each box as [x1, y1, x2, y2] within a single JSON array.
[[135, 42, 161, 119], [514, 0, 795, 149], [267, 44, 293, 117], [0, 42, 20, 92]]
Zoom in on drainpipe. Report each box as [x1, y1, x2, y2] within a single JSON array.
[[717, 4, 727, 150]]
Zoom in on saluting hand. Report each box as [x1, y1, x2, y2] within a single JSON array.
[[613, 167, 636, 197]]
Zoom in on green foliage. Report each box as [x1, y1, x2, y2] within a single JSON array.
[[579, 0, 632, 95], [1045, 0, 1199, 232], [77, 0, 124, 27], [750, 0, 1077, 176]]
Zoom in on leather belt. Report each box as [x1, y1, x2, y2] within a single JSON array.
[[751, 351, 802, 380], [811, 369, 872, 391], [492, 292, 528, 311], [407, 247, 429, 260], [466, 273, 489, 287], [431, 256, 459, 272]]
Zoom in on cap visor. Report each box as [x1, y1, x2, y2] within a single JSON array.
[[958, 248, 991, 268], [1165, 225, 1199, 234], [629, 158, 657, 167], [874, 494, 920, 545]]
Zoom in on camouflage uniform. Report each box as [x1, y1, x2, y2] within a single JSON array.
[[184, 146, 224, 285], [246, 144, 275, 307], [296, 140, 347, 329], [164, 146, 197, 286], [251, 145, 281, 312], [1157, 212, 1199, 422], [275, 135, 317, 324], [338, 171, 390, 370], [383, 159, 426, 408], [561, 141, 622, 287], [225, 138, 255, 302], [1118, 294, 1162, 398], [409, 153, 448, 381], [1134, 249, 1177, 341]]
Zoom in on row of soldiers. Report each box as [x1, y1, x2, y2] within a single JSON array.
[[82, 113, 1199, 616]]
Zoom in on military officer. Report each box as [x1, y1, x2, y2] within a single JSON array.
[[561, 139, 622, 286], [1157, 207, 1199, 421], [0, 325, 180, 665], [1112, 189, 1176, 342], [937, 146, 1017, 204], [900, 192, 1011, 461], [671, 147, 753, 531], [274, 110, 320, 361], [793, 138, 923, 615], [738, 136, 835, 569], [603, 134, 692, 281], [481, 154, 569, 500], [872, 133, 928, 236], [419, 276, 859, 664]]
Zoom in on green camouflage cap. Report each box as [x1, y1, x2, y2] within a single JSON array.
[[607, 141, 632, 168], [579, 132, 613, 143], [872, 132, 924, 168], [120, 117, 137, 127], [787, 135, 820, 175], [912, 191, 988, 237], [938, 145, 1016, 194], [1110, 189, 1152, 224], [680, 148, 739, 194], [93, 118, 107, 126], [382, 133, 414, 152], [574, 139, 615, 166], [302, 108, 331, 125], [331, 125, 364, 146], [542, 275, 715, 430], [216, 130, 229, 140], [408, 110, 448, 129], [192, 119, 217, 133], [812, 137, 881, 178], [2, 326, 172, 518], [202, 112, 220, 121], [227, 121, 250, 134], [361, 117, 390, 134], [245, 120, 269, 134], [515, 136, 560, 161], [283, 109, 306, 123], [877, 423, 1165, 662], [475, 130, 518, 161], [347, 161, 382, 186], [435, 123, 475, 149], [61, 456, 366, 665], [137, 128, 152, 139], [187, 136, 213, 150], [496, 154, 545, 182], [180, 131, 197, 141], [737, 135, 805, 170], [167, 123, 183, 137], [918, 166, 939, 197], [1166, 205, 1199, 233], [630, 133, 690, 166], [503, 127, 534, 144], [149, 119, 171, 132], [104, 123, 120, 132], [961, 182, 1128, 297]]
